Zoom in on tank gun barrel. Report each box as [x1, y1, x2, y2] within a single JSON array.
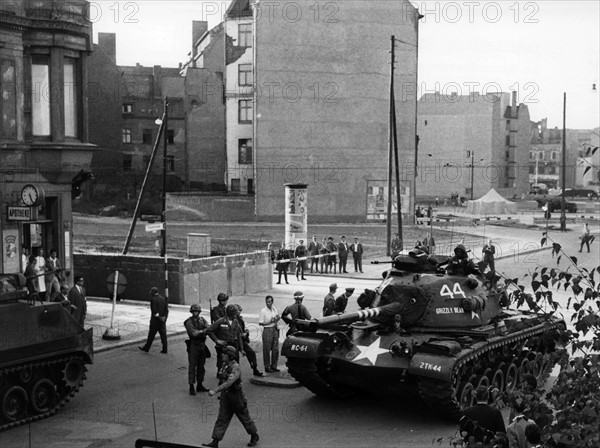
[[297, 302, 402, 332]]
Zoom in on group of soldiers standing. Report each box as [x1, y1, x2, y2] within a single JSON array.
[[271, 235, 364, 283]]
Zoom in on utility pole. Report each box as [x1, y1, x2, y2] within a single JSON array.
[[386, 35, 395, 256], [470, 150, 475, 200], [161, 97, 169, 301], [560, 92, 567, 232]]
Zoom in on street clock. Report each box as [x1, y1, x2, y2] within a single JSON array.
[[21, 184, 44, 206]]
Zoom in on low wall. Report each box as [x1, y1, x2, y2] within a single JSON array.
[[73, 251, 272, 305], [168, 193, 255, 221]]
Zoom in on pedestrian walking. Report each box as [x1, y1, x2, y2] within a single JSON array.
[[184, 303, 210, 395], [68, 275, 87, 327], [208, 304, 244, 371], [322, 283, 337, 316], [139, 286, 169, 353], [282, 291, 311, 336], [258, 295, 280, 373], [350, 237, 363, 273], [202, 346, 260, 448], [235, 304, 264, 377], [579, 223, 591, 252], [275, 242, 290, 284], [482, 239, 496, 272]]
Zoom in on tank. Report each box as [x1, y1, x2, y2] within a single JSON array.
[[0, 273, 93, 430], [281, 252, 566, 420]]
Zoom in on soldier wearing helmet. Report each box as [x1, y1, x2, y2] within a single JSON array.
[[282, 291, 312, 337], [207, 303, 244, 371], [446, 244, 480, 276], [211, 293, 229, 322], [203, 346, 259, 448], [184, 303, 210, 395], [234, 304, 263, 377]]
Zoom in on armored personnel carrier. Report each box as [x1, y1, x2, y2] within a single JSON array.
[[281, 252, 566, 419], [0, 273, 93, 430]]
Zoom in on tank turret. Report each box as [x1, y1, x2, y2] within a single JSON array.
[[282, 258, 566, 420], [0, 273, 93, 430]]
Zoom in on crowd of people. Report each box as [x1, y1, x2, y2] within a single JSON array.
[[269, 235, 365, 282]]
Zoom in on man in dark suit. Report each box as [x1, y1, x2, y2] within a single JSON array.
[[462, 386, 506, 435], [338, 236, 349, 273], [294, 240, 307, 280], [68, 276, 87, 326], [139, 286, 169, 354], [307, 235, 321, 273], [350, 237, 364, 273]]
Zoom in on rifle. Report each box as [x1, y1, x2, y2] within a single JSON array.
[[208, 297, 214, 324]]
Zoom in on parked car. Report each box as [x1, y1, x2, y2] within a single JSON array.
[[563, 188, 599, 199], [536, 198, 578, 213]]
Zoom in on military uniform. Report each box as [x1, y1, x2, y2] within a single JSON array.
[[208, 316, 244, 370], [205, 353, 259, 447], [211, 303, 227, 322], [322, 292, 336, 316], [282, 293, 312, 336], [333, 288, 354, 314], [235, 311, 263, 376], [184, 311, 209, 391], [446, 244, 480, 276]]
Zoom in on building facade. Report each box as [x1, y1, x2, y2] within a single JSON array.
[[416, 91, 530, 200], [1, 0, 95, 276]]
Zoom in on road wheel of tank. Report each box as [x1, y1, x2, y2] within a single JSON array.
[[472, 375, 489, 389], [456, 382, 475, 409], [516, 357, 530, 384], [503, 363, 518, 393], [30, 379, 56, 414], [19, 367, 33, 384], [62, 359, 85, 388], [1, 386, 28, 422], [490, 363, 505, 392]]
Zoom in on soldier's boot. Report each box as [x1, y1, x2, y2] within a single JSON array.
[[189, 384, 196, 395], [197, 383, 209, 392], [252, 366, 264, 377], [203, 439, 219, 448], [248, 433, 260, 447]]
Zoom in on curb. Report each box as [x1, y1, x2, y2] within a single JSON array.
[[249, 374, 301, 388]]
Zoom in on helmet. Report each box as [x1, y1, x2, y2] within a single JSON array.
[[223, 345, 239, 361], [454, 244, 467, 257], [189, 303, 201, 313], [217, 293, 229, 302], [225, 304, 239, 317]]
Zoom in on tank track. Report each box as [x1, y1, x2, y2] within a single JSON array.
[[286, 358, 353, 398], [418, 321, 564, 420], [0, 354, 87, 431]]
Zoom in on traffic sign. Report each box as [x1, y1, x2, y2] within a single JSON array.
[[106, 271, 127, 295], [145, 222, 165, 232], [140, 214, 162, 222]]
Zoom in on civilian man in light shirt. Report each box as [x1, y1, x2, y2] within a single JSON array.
[[258, 295, 280, 373]]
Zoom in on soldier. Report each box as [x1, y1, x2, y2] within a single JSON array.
[[275, 242, 290, 284], [334, 287, 354, 314], [282, 291, 312, 337], [446, 244, 480, 276], [211, 293, 229, 322], [326, 237, 337, 274], [202, 346, 259, 448], [322, 283, 337, 317], [294, 239, 307, 280], [139, 286, 168, 353], [184, 303, 210, 395], [390, 233, 402, 259], [338, 236, 349, 273], [234, 304, 264, 377], [482, 239, 496, 273], [208, 304, 244, 371]]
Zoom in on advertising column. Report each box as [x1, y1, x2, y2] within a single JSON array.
[[284, 184, 308, 250]]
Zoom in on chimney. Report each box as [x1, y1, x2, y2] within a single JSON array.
[[511, 91, 518, 118], [98, 33, 116, 63], [192, 21, 208, 58]]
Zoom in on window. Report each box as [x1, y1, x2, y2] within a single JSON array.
[[248, 179, 254, 194], [505, 119, 510, 130], [238, 64, 252, 86], [123, 154, 132, 171], [143, 155, 150, 168], [466, 150, 471, 158], [31, 56, 51, 136], [142, 129, 152, 144], [122, 128, 131, 143], [238, 23, 252, 47], [551, 151, 558, 160], [239, 100, 252, 123], [167, 129, 175, 144], [238, 139, 253, 164], [537, 152, 544, 160], [231, 179, 241, 193], [64, 58, 78, 137], [122, 104, 133, 114], [505, 135, 510, 146], [529, 152, 535, 160], [505, 150, 509, 159], [166, 155, 175, 172], [529, 166, 535, 174]]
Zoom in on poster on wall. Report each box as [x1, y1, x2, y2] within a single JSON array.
[[284, 184, 308, 249], [366, 180, 410, 220], [2, 228, 20, 273]]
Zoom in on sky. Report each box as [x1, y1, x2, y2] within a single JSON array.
[[91, 0, 600, 130]]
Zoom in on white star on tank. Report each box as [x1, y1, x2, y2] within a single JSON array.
[[353, 337, 388, 365]]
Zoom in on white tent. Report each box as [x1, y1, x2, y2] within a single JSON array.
[[466, 188, 517, 215]]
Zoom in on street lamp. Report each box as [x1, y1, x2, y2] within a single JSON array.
[[560, 92, 567, 232]]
